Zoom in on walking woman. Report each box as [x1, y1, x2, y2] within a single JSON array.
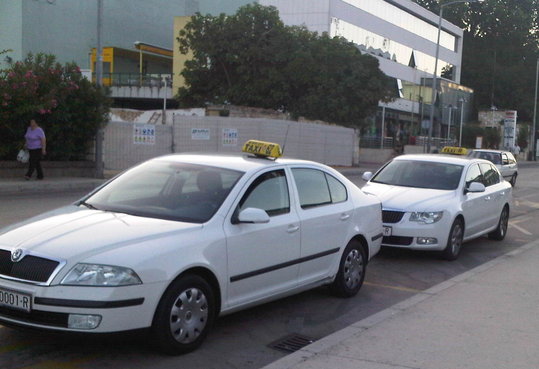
[[24, 119, 46, 180]]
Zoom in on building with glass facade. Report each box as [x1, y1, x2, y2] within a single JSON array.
[[260, 0, 474, 145]]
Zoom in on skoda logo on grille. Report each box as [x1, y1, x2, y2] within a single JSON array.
[[10, 248, 25, 263]]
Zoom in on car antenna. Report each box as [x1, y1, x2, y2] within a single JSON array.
[[281, 123, 291, 156]]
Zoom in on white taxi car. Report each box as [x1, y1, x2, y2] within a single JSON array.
[[362, 154, 512, 260], [0, 141, 382, 354]]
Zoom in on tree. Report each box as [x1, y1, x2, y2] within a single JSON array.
[[177, 4, 393, 127], [0, 53, 111, 160], [412, 0, 539, 121]]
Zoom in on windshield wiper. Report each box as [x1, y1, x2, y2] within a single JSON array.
[[79, 201, 99, 210]]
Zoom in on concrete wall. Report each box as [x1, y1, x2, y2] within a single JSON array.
[[103, 117, 358, 174]]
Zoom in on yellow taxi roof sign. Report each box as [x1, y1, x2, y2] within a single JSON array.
[[441, 146, 468, 155], [242, 140, 282, 158]]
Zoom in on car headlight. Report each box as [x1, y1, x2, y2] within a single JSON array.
[[409, 211, 443, 224], [61, 264, 142, 286]]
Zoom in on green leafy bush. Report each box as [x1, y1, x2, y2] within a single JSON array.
[[0, 53, 110, 160]]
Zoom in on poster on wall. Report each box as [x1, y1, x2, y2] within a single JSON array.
[[191, 128, 210, 140], [134, 124, 156, 145], [475, 136, 483, 149], [222, 128, 238, 146]]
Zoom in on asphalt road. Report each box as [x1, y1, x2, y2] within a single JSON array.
[[1, 165, 539, 369]]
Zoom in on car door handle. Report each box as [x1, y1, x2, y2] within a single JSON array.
[[287, 225, 300, 233], [484, 196, 491, 201], [340, 213, 351, 221]]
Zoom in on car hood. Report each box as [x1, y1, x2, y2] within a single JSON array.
[[0, 205, 203, 261], [362, 182, 456, 211]]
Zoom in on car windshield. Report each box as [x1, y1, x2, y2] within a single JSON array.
[[83, 160, 244, 223], [470, 151, 502, 164], [371, 160, 464, 190]]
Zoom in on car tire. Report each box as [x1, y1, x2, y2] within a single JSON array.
[[442, 218, 464, 261], [509, 174, 517, 186], [151, 274, 216, 355], [488, 205, 509, 241], [330, 240, 367, 297]]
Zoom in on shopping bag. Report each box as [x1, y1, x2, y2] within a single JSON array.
[[17, 149, 29, 163]]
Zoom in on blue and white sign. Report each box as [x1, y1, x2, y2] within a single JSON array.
[[134, 124, 156, 145]]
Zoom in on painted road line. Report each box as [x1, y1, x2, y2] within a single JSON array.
[[509, 221, 533, 236], [364, 281, 422, 293]]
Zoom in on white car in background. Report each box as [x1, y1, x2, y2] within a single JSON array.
[[0, 141, 382, 354], [362, 154, 512, 260], [468, 149, 518, 186]]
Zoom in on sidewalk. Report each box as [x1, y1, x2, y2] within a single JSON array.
[[262, 239, 539, 369], [0, 177, 106, 195]]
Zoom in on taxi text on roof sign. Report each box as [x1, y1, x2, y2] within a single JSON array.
[[441, 146, 468, 155], [242, 140, 282, 158]]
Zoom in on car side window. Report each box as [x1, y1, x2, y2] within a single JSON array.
[[502, 153, 509, 165], [238, 169, 290, 217], [507, 152, 516, 164], [326, 174, 348, 203], [465, 164, 483, 188], [292, 168, 347, 208], [480, 163, 500, 186]]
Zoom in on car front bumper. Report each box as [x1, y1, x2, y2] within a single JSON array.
[[381, 216, 452, 251], [0, 278, 165, 333]]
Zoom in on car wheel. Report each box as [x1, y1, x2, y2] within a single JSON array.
[[151, 274, 216, 355], [442, 218, 464, 261], [330, 240, 366, 297], [509, 174, 517, 186], [489, 206, 509, 241]]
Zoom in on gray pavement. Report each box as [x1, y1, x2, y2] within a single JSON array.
[[262, 238, 539, 369], [2, 162, 539, 369]]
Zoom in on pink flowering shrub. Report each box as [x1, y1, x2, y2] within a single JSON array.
[[0, 53, 111, 160]]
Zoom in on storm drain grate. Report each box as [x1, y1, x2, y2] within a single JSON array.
[[268, 333, 317, 353]]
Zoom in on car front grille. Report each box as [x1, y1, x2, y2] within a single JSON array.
[[0, 249, 60, 283], [382, 210, 405, 224], [383, 236, 413, 246]]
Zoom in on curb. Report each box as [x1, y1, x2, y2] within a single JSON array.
[[260, 238, 539, 369], [0, 179, 106, 196]]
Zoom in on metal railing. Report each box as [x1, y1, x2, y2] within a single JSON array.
[[94, 73, 172, 88], [360, 135, 457, 150]]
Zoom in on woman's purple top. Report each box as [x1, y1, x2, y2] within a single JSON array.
[[25, 127, 45, 150]]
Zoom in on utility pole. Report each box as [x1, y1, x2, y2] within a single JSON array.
[[95, 0, 105, 178]]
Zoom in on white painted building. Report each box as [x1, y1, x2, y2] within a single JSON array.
[[260, 0, 474, 142]]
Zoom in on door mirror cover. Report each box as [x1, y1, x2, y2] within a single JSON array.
[[237, 208, 270, 224]]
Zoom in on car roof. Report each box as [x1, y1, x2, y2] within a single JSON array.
[[152, 152, 322, 172], [392, 154, 483, 166], [470, 149, 507, 154]]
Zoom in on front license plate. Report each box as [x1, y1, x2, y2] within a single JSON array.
[[0, 287, 32, 312], [383, 226, 392, 236]]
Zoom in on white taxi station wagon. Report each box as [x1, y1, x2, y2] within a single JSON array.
[[362, 154, 512, 261], [0, 140, 382, 354]]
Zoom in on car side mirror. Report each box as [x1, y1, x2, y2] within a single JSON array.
[[236, 208, 270, 224], [466, 182, 486, 193], [362, 172, 373, 181]]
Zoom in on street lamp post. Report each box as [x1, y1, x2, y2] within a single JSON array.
[[532, 57, 539, 161], [458, 97, 466, 147], [427, 0, 483, 153]]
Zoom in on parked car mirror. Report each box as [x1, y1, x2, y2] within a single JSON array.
[[362, 172, 373, 181], [237, 208, 270, 224], [466, 182, 486, 193]]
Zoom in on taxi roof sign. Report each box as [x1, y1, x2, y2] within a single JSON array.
[[441, 146, 468, 155], [242, 140, 282, 158]]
